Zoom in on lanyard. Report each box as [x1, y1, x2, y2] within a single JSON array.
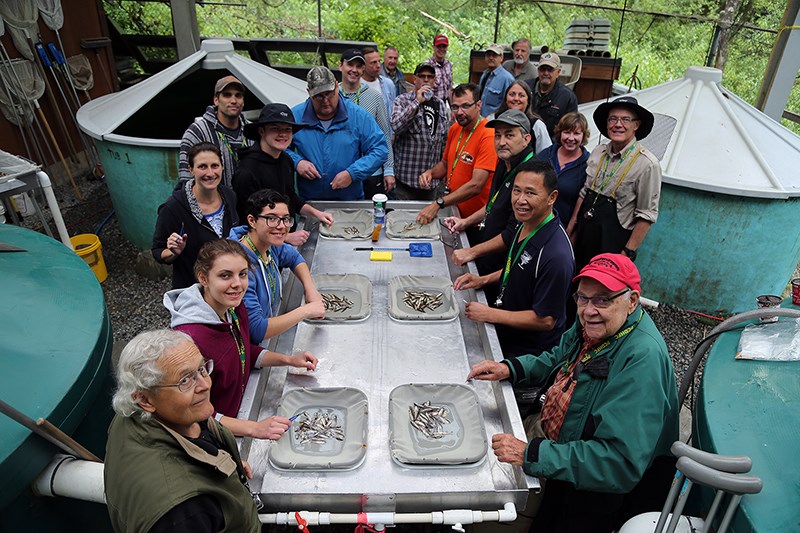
[[591, 142, 638, 194], [448, 119, 481, 184], [226, 308, 247, 395], [341, 85, 361, 105], [485, 152, 534, 216], [216, 130, 238, 165], [562, 308, 644, 374], [243, 234, 279, 308], [499, 212, 554, 289]]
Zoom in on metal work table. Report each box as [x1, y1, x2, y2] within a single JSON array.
[[242, 201, 536, 519]]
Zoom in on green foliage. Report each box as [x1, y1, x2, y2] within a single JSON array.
[[102, 0, 798, 133]]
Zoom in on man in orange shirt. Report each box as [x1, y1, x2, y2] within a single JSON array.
[[416, 83, 497, 225]]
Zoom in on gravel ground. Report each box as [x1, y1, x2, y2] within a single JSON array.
[[21, 174, 713, 394]]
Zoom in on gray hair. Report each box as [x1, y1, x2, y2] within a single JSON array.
[[512, 38, 532, 50], [112, 329, 193, 419]]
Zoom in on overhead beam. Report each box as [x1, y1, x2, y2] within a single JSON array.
[[170, 0, 201, 60]]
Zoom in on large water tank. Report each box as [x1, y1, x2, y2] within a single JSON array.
[[578, 67, 800, 313], [77, 39, 307, 249]]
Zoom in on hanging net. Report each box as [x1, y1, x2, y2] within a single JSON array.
[[37, 0, 63, 31], [0, 58, 44, 126], [0, 0, 39, 60], [67, 54, 94, 91]]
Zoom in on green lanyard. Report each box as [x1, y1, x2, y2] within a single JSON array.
[[499, 212, 554, 289], [563, 308, 644, 374], [243, 234, 278, 302], [341, 85, 361, 105], [227, 308, 247, 395], [216, 130, 238, 165], [448, 119, 481, 184], [485, 152, 534, 216]]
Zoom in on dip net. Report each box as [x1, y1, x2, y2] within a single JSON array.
[[0, 0, 39, 60], [0, 58, 44, 126]]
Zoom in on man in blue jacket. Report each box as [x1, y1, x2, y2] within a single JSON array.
[[289, 66, 389, 201]]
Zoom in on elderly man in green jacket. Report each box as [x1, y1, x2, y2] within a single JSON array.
[[467, 253, 679, 532]]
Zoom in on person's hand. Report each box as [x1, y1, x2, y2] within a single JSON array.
[[384, 174, 396, 193], [303, 300, 326, 320], [491, 434, 527, 466], [418, 169, 434, 189], [415, 85, 432, 104], [451, 247, 475, 266], [453, 272, 484, 290], [466, 360, 510, 381], [297, 160, 321, 180], [443, 216, 465, 234], [290, 350, 318, 371], [315, 210, 334, 226], [465, 301, 493, 323], [250, 416, 291, 440], [285, 230, 309, 246], [167, 231, 187, 256], [331, 170, 353, 190], [416, 203, 439, 225], [241, 459, 253, 479]]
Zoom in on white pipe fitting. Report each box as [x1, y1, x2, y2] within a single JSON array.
[[36, 170, 72, 248], [32, 454, 105, 503]]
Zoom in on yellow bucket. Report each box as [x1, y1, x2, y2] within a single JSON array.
[[70, 233, 108, 283]]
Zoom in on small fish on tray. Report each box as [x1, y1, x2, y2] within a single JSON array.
[[409, 400, 451, 439], [342, 226, 361, 236], [400, 222, 419, 233], [293, 410, 345, 444], [402, 290, 444, 313], [321, 293, 354, 313]]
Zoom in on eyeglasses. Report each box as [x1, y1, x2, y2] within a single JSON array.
[[154, 359, 214, 393], [607, 116, 639, 126], [451, 102, 477, 112], [573, 288, 630, 309], [256, 214, 293, 228]]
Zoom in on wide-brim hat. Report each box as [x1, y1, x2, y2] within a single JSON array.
[[593, 96, 654, 140], [243, 103, 306, 141]]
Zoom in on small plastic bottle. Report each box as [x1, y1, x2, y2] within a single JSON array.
[[372, 193, 387, 225]]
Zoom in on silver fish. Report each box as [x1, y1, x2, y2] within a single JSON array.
[[293, 410, 345, 444], [408, 401, 451, 439]]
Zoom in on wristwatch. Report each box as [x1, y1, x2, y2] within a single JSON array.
[[435, 197, 446, 209], [622, 247, 638, 261]]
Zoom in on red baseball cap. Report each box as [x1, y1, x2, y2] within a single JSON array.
[[573, 253, 641, 292], [434, 34, 449, 46]]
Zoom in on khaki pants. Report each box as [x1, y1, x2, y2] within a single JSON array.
[[466, 414, 546, 533]]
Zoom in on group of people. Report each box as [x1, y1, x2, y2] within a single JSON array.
[[105, 34, 678, 533]]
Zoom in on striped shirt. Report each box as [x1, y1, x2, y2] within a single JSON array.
[[179, 105, 252, 187], [340, 84, 395, 177]]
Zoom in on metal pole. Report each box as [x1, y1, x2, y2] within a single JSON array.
[[317, 0, 322, 38]]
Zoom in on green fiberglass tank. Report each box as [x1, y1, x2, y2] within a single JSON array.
[[578, 67, 800, 313]]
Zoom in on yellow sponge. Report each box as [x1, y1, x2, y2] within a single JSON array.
[[370, 251, 393, 261]]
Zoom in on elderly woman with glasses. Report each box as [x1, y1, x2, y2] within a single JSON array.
[[467, 253, 679, 533], [229, 189, 326, 343], [565, 96, 662, 272], [105, 329, 261, 533]]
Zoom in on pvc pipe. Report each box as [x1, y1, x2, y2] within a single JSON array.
[[36, 170, 72, 248], [259, 503, 517, 527], [639, 296, 659, 309], [32, 454, 105, 504]]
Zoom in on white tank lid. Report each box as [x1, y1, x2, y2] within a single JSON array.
[[77, 39, 307, 146]]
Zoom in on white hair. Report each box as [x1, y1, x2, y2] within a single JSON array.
[[112, 329, 193, 419]]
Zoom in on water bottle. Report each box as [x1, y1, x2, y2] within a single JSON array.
[[423, 88, 433, 100], [372, 193, 387, 225]]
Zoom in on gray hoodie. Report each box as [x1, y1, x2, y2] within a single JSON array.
[[163, 283, 221, 328]]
